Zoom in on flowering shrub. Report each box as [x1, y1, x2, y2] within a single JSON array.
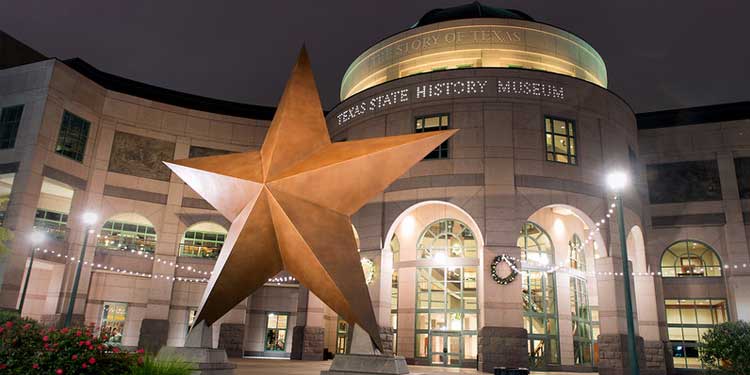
[[0, 313, 142, 374]]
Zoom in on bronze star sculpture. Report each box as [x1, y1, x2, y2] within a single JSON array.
[[165, 47, 456, 349]]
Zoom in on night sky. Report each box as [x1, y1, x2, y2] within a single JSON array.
[[2, 0, 748, 113]]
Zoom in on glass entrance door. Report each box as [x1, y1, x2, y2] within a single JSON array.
[[429, 332, 461, 366]]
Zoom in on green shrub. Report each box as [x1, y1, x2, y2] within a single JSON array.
[[0, 314, 142, 374], [700, 320, 750, 375], [130, 355, 193, 375]]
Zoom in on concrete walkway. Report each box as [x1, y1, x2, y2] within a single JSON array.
[[231, 358, 593, 375]]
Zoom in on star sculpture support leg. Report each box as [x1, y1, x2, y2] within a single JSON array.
[[165, 46, 457, 351]]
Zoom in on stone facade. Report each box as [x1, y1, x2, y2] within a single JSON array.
[[478, 327, 528, 372], [138, 319, 170, 353], [291, 326, 324, 361], [218, 323, 245, 358]]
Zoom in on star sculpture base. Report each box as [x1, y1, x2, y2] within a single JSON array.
[[157, 322, 236, 375], [321, 325, 409, 375]]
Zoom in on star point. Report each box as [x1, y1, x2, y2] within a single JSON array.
[[165, 48, 457, 350]]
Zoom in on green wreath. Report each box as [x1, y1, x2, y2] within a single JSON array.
[[490, 254, 519, 285]]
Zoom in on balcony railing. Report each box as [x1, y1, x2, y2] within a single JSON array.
[[96, 234, 156, 254], [33, 220, 70, 242], [178, 243, 221, 259]]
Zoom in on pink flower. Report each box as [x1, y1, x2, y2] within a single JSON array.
[[88, 357, 96, 365], [56, 369, 63, 375], [42, 335, 49, 342], [4, 321, 12, 328], [71, 354, 78, 360], [76, 330, 82, 337], [81, 363, 87, 369], [0, 327, 4, 334], [88, 345, 94, 350], [85, 340, 91, 346], [61, 328, 69, 334], [112, 347, 120, 353], [137, 356, 144, 365], [136, 348, 145, 354], [32, 363, 39, 369], [0, 364, 7, 369], [23, 323, 31, 330]]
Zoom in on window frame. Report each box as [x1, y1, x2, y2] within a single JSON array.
[[665, 298, 729, 369], [263, 312, 290, 352], [660, 240, 723, 278], [55, 110, 91, 163], [543, 116, 578, 166], [414, 113, 450, 160], [0, 105, 24, 149]]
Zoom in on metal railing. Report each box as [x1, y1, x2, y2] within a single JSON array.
[[178, 243, 221, 259]]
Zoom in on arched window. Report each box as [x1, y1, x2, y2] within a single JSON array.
[[661, 240, 722, 277], [569, 234, 585, 271], [518, 221, 553, 265], [180, 222, 227, 259], [518, 221, 559, 368], [97, 213, 157, 253], [417, 219, 477, 259]]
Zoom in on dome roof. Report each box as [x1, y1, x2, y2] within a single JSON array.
[[412, 1, 534, 28]]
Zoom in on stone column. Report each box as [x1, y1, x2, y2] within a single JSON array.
[[395, 267, 415, 362], [290, 287, 325, 360], [595, 256, 647, 375], [716, 153, 750, 320], [634, 274, 667, 375], [138, 137, 189, 351]]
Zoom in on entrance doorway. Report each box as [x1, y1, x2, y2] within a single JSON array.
[[429, 331, 462, 366]]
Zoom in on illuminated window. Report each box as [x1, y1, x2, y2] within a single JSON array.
[[570, 278, 593, 366], [666, 299, 728, 369], [336, 317, 349, 354], [518, 222, 553, 266], [415, 114, 449, 160], [519, 221, 559, 368], [97, 220, 157, 253], [264, 312, 289, 351], [569, 234, 585, 271], [34, 209, 69, 241], [417, 219, 477, 259], [180, 230, 226, 259], [100, 302, 127, 344], [55, 111, 90, 162], [0, 105, 23, 149], [415, 266, 478, 366], [661, 241, 722, 277], [544, 117, 576, 165]]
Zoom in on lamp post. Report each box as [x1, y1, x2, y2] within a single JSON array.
[[606, 171, 639, 375], [18, 231, 45, 313], [64, 212, 97, 327]]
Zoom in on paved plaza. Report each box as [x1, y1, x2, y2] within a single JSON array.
[[231, 358, 593, 375]]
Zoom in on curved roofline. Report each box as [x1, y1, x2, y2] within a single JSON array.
[[339, 16, 606, 91], [328, 67, 635, 124], [62, 58, 278, 121]]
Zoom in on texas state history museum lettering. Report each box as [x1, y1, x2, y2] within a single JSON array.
[[336, 79, 565, 126]]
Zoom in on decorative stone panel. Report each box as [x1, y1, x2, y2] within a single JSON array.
[[598, 334, 654, 375], [218, 323, 245, 358], [138, 319, 169, 353], [643, 340, 667, 375], [108, 131, 175, 181], [646, 160, 722, 204], [291, 326, 324, 361], [478, 326, 528, 372], [189, 145, 232, 158]]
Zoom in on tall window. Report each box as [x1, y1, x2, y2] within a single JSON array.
[[97, 220, 157, 253], [570, 278, 593, 366], [100, 302, 127, 344], [417, 219, 477, 259], [415, 266, 478, 366], [390, 234, 400, 354], [180, 230, 226, 258], [569, 234, 585, 271], [518, 221, 559, 368], [661, 240, 722, 277], [666, 299, 728, 369], [34, 209, 69, 241], [518, 221, 553, 266], [55, 111, 90, 162], [544, 117, 576, 165], [336, 317, 349, 354], [264, 312, 288, 351], [0, 105, 23, 149], [415, 114, 449, 159]]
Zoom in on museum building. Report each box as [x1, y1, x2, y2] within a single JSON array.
[[0, 3, 749, 374]]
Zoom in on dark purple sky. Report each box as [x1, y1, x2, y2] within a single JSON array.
[[2, 0, 748, 113]]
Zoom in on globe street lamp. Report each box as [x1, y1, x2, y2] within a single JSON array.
[[17, 231, 45, 313], [606, 170, 639, 375], [64, 211, 98, 327]]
